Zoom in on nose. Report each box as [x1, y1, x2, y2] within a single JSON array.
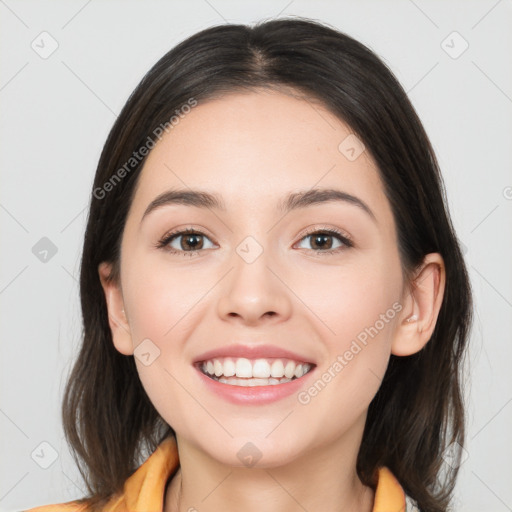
[[216, 249, 293, 326]]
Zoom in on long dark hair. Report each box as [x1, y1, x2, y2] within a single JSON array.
[[62, 17, 472, 511]]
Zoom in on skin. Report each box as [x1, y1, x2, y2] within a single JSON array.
[[99, 89, 445, 512]]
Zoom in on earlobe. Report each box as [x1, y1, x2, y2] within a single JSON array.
[[391, 253, 446, 356], [98, 261, 134, 356]]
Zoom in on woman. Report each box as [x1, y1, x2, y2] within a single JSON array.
[[26, 17, 472, 512]]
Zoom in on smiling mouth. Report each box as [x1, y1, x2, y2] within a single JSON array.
[[196, 357, 315, 387]]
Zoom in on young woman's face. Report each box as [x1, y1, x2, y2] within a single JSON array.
[[111, 89, 407, 467]]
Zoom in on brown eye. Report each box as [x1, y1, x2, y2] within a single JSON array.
[[157, 229, 215, 256], [295, 229, 353, 255], [178, 233, 204, 251], [309, 233, 335, 250]]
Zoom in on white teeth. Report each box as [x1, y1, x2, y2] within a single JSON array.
[[284, 360, 296, 378], [270, 359, 284, 378], [235, 358, 253, 378], [223, 358, 236, 377], [252, 359, 271, 378], [200, 357, 313, 382], [214, 359, 223, 377]]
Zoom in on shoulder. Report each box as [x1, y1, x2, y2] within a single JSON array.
[[23, 435, 179, 512], [374, 467, 419, 512], [23, 501, 90, 512]]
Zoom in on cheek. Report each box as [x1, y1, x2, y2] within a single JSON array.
[[122, 258, 208, 344], [303, 256, 402, 347], [120, 258, 214, 420], [121, 259, 202, 426], [298, 258, 402, 406]]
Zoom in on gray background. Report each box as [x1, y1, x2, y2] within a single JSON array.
[[1, 1, 511, 510]]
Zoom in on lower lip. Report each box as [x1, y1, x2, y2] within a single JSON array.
[[194, 364, 316, 405]]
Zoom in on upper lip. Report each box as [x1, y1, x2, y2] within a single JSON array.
[[193, 344, 316, 365]]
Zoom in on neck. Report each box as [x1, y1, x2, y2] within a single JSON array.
[[164, 419, 374, 512]]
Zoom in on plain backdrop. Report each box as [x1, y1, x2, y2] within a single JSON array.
[[1, 1, 511, 511]]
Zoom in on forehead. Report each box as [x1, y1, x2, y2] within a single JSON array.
[[129, 89, 390, 221]]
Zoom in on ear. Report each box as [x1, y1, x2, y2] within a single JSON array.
[[391, 253, 446, 356], [98, 261, 134, 356]]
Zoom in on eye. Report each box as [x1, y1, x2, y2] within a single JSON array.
[[156, 228, 216, 256], [155, 226, 353, 257], [295, 228, 353, 255]]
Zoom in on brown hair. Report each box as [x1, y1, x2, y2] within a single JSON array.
[[62, 17, 472, 511]]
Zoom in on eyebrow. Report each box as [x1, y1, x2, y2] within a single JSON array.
[[141, 187, 376, 223]]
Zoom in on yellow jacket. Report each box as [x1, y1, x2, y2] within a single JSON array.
[[25, 436, 407, 511]]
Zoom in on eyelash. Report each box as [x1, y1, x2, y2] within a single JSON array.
[[155, 226, 354, 258]]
